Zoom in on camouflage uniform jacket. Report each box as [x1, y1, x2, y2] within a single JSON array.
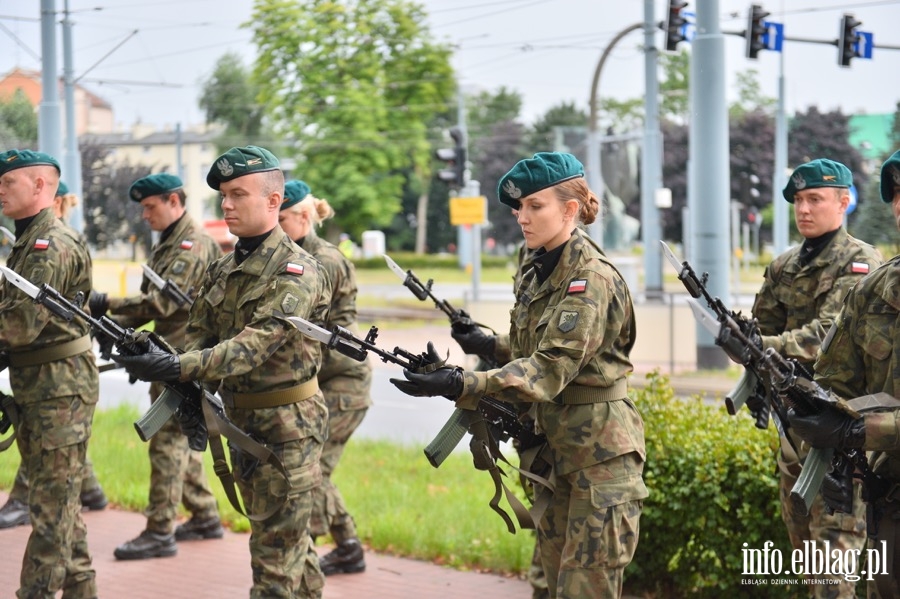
[[0, 208, 97, 406], [299, 231, 369, 393], [814, 255, 900, 482], [752, 227, 882, 368], [457, 227, 646, 476], [108, 213, 221, 348], [179, 226, 330, 443]]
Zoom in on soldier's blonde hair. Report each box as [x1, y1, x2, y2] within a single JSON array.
[[284, 194, 335, 228], [552, 177, 599, 225]]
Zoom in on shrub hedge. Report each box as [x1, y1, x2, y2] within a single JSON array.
[[627, 371, 801, 598]]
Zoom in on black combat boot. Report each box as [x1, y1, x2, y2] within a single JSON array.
[[319, 538, 366, 575], [79, 487, 108, 511], [114, 530, 177, 560], [0, 498, 29, 528], [174, 515, 225, 541]]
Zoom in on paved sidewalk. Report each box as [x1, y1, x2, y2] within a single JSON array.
[[0, 493, 532, 598]]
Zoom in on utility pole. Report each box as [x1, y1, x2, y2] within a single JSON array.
[[62, 0, 84, 233], [641, 0, 663, 297], [39, 0, 62, 165], [690, 0, 731, 369], [772, 49, 789, 254]]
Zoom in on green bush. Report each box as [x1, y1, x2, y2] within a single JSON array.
[[627, 371, 798, 598]]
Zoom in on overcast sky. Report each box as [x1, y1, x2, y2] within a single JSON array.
[[0, 0, 898, 131]]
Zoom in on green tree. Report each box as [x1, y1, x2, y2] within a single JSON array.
[[729, 69, 776, 118], [527, 101, 588, 153], [198, 52, 265, 152], [250, 0, 455, 240], [659, 49, 690, 123], [0, 89, 38, 149]]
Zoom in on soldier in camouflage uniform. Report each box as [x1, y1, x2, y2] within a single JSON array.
[[278, 180, 372, 575], [0, 150, 97, 598], [87, 173, 225, 560], [789, 149, 900, 599], [751, 158, 882, 598], [392, 152, 648, 599], [113, 146, 330, 599], [0, 181, 107, 531]]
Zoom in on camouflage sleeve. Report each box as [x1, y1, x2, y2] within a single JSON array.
[[179, 268, 322, 382], [458, 266, 617, 405], [493, 333, 512, 365], [108, 243, 215, 327], [319, 248, 357, 330], [863, 411, 900, 452], [0, 235, 89, 348]]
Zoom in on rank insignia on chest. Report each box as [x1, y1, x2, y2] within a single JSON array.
[[286, 263, 304, 275], [567, 279, 587, 294], [281, 292, 300, 314], [851, 262, 869, 274], [558, 310, 579, 333], [180, 240, 194, 250], [33, 239, 50, 250]]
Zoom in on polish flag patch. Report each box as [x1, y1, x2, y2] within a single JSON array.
[[180, 240, 194, 250], [851, 262, 869, 274], [34, 239, 50, 250], [286, 263, 304, 275], [567, 279, 587, 294]]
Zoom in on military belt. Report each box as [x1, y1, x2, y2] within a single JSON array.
[[219, 378, 319, 409], [555, 378, 628, 404], [8, 335, 92, 368]]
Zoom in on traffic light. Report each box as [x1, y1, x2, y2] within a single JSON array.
[[435, 126, 466, 188], [746, 207, 761, 226], [663, 0, 688, 52], [745, 4, 770, 60], [838, 14, 862, 67]]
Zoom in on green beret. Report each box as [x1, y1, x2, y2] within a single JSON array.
[[281, 180, 311, 211], [129, 173, 183, 202], [782, 158, 852, 203], [497, 152, 584, 209], [880, 150, 900, 203], [207, 145, 280, 190], [0, 149, 61, 177], [56, 181, 69, 196]]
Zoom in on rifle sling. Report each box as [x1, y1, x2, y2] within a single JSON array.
[[8, 335, 91, 368], [219, 379, 319, 409], [201, 397, 291, 522], [554, 379, 627, 404], [468, 417, 555, 534]]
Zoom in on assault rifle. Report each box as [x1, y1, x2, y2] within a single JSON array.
[[0, 357, 16, 451], [383, 254, 498, 368], [659, 241, 900, 514], [141, 264, 193, 307], [284, 314, 547, 532], [0, 265, 294, 521]]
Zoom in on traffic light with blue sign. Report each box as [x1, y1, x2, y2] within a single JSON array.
[[839, 14, 873, 67]]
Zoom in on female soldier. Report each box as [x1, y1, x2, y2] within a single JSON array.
[[391, 152, 647, 599], [278, 180, 372, 576]]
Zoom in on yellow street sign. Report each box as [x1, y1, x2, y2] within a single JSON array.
[[449, 196, 487, 226]]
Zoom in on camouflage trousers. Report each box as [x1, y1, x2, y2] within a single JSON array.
[[145, 383, 218, 534], [865, 501, 900, 599], [308, 405, 367, 542], [7, 455, 102, 503], [535, 453, 643, 599], [779, 451, 867, 599], [16, 395, 96, 599], [237, 434, 325, 599]]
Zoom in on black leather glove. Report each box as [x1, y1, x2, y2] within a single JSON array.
[[111, 349, 181, 383], [451, 326, 496, 358], [88, 290, 109, 317], [391, 342, 463, 400], [821, 458, 854, 514], [0, 351, 8, 372], [788, 406, 866, 450], [175, 395, 208, 451]]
